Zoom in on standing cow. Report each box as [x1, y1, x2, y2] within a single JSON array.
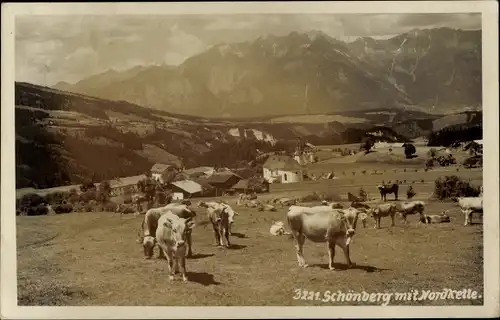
[[155, 211, 195, 282], [377, 183, 399, 201], [286, 206, 361, 270], [367, 203, 397, 229], [137, 203, 196, 259], [206, 203, 233, 248]]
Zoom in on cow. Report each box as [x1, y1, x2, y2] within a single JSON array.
[[198, 201, 238, 236], [286, 205, 361, 270], [321, 200, 343, 209], [397, 201, 426, 223], [367, 203, 397, 229], [270, 221, 289, 236], [137, 204, 196, 258], [207, 204, 232, 248], [155, 211, 195, 282], [419, 210, 451, 224], [456, 197, 483, 226], [272, 197, 297, 208], [377, 183, 399, 201]]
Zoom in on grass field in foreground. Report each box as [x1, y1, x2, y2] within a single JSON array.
[[17, 195, 483, 306]]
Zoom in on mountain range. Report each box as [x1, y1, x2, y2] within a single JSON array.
[[53, 27, 482, 118]]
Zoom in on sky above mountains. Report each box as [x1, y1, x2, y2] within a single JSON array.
[[15, 13, 481, 86]]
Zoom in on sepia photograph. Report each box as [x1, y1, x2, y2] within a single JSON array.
[[1, 1, 499, 319]]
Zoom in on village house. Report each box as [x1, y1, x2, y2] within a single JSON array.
[[151, 163, 179, 183], [182, 166, 215, 179], [205, 171, 242, 196], [103, 174, 146, 197], [169, 180, 203, 200], [263, 155, 304, 184]]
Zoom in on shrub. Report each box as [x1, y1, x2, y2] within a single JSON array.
[[433, 175, 481, 200], [426, 158, 434, 168], [78, 190, 97, 203], [53, 203, 73, 214], [80, 180, 96, 193], [403, 143, 416, 159], [427, 148, 438, 158], [18, 193, 45, 209]]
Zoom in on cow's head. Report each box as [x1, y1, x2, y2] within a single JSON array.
[[341, 208, 361, 245], [164, 216, 195, 250], [377, 184, 385, 191], [142, 235, 156, 258]]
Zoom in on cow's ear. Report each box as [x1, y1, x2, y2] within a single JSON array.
[[187, 220, 195, 229]]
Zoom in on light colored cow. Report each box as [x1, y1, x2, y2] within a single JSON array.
[[457, 197, 483, 226], [321, 200, 343, 209], [270, 221, 289, 236], [419, 210, 451, 224], [137, 204, 196, 258], [155, 211, 195, 282], [398, 201, 426, 223], [207, 204, 232, 248], [367, 203, 397, 229], [286, 205, 361, 270], [198, 201, 238, 236]]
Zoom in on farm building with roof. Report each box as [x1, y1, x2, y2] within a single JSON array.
[[205, 171, 242, 196], [169, 180, 203, 200], [151, 163, 179, 183], [262, 155, 304, 184]]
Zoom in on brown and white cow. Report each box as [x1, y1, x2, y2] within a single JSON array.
[[398, 201, 426, 223], [155, 211, 195, 282], [367, 203, 397, 229], [198, 201, 238, 236], [206, 203, 233, 248], [286, 205, 361, 270], [137, 203, 196, 258]]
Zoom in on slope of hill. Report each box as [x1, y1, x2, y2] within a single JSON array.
[[16, 82, 421, 189], [53, 28, 481, 118]]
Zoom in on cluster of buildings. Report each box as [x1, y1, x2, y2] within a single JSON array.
[[17, 148, 313, 201]]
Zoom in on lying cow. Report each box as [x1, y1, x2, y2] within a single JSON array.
[[321, 200, 343, 209], [270, 221, 289, 236], [377, 183, 399, 201], [156, 211, 195, 282], [456, 197, 483, 226], [137, 203, 196, 259], [367, 203, 397, 229], [287, 205, 361, 270], [419, 211, 451, 224], [398, 201, 425, 223]]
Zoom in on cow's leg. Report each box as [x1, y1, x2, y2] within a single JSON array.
[[327, 241, 336, 270], [376, 216, 381, 229], [186, 231, 193, 258], [338, 240, 353, 268], [179, 256, 188, 282], [157, 245, 166, 259], [173, 257, 180, 274], [223, 226, 231, 248], [218, 223, 225, 247], [294, 233, 307, 268], [390, 212, 395, 227], [212, 224, 222, 246]]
